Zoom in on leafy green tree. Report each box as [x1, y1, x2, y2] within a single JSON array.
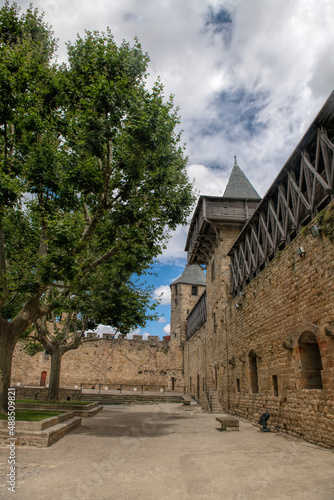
[[23, 276, 157, 401], [0, 3, 194, 413]]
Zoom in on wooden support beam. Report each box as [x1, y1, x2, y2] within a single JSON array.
[[288, 172, 311, 212], [302, 151, 331, 192], [320, 129, 334, 153], [319, 127, 333, 189], [268, 200, 285, 240], [278, 184, 297, 229]]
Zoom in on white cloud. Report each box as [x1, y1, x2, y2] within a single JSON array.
[[14, 0, 334, 269], [158, 316, 167, 323], [159, 225, 188, 265], [124, 328, 141, 339], [163, 324, 170, 335], [153, 285, 171, 305], [187, 164, 229, 197]]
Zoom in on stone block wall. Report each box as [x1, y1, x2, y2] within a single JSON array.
[[184, 206, 334, 448], [14, 387, 81, 401], [11, 337, 185, 391]]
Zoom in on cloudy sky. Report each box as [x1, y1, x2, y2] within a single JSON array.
[[12, 0, 334, 337]]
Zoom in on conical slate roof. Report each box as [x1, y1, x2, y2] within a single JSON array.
[[223, 157, 261, 200], [170, 264, 206, 286]]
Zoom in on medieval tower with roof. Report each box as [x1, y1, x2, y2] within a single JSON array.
[[170, 264, 206, 347], [170, 157, 261, 348]]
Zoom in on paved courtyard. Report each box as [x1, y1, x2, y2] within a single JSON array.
[[1, 403, 334, 499]]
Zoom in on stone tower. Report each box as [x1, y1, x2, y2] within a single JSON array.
[[170, 265, 206, 346], [182, 158, 261, 346], [184, 157, 261, 305]]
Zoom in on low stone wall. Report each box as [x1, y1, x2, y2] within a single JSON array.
[[14, 387, 82, 401]]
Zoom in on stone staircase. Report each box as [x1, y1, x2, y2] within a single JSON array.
[[0, 411, 82, 447], [209, 390, 224, 413], [81, 393, 184, 405]]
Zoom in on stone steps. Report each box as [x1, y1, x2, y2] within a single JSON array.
[[16, 401, 103, 418], [81, 394, 184, 405], [0, 412, 82, 447], [209, 391, 224, 413]]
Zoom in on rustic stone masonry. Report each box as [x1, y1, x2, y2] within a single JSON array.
[[14, 387, 81, 401], [11, 336, 184, 391], [184, 207, 334, 448], [182, 95, 334, 448]]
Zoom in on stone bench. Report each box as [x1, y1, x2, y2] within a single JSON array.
[[216, 417, 239, 431]]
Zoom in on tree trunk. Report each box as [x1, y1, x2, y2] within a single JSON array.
[[0, 330, 17, 414], [48, 348, 63, 402]]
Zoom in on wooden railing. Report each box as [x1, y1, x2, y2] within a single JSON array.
[[187, 291, 207, 339], [229, 97, 334, 296]]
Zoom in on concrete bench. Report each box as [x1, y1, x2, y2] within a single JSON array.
[[216, 417, 239, 431]]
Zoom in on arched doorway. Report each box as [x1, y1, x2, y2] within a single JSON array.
[[298, 331, 323, 389], [40, 371, 47, 387]]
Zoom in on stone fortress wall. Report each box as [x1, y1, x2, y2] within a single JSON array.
[[179, 94, 334, 448], [11, 334, 184, 391], [184, 207, 334, 448]]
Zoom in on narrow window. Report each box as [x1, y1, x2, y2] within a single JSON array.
[[189, 376, 192, 392], [272, 375, 278, 397], [298, 332, 323, 389], [213, 312, 217, 333], [249, 350, 259, 394], [236, 378, 241, 393], [191, 285, 198, 296], [211, 261, 215, 282]]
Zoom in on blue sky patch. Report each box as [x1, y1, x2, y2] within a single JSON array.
[[204, 5, 233, 45]]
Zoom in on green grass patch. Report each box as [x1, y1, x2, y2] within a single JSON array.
[[16, 399, 90, 406], [0, 410, 63, 421]]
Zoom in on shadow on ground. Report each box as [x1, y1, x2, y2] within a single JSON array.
[[72, 406, 188, 439]]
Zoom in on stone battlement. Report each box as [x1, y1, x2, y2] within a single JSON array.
[[99, 333, 169, 345]]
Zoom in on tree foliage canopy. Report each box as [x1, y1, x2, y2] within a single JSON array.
[[0, 2, 194, 338]]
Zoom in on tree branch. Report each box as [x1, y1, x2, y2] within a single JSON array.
[[11, 286, 49, 333], [39, 219, 48, 257], [83, 246, 119, 271], [83, 203, 92, 225]]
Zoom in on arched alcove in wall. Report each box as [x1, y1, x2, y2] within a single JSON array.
[[298, 331, 323, 389]]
